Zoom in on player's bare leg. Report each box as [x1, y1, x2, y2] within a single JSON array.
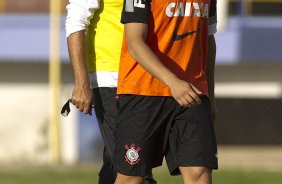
[[115, 173, 144, 184], [179, 166, 212, 184]]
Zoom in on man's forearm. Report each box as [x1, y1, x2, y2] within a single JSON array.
[[67, 31, 90, 86], [125, 23, 179, 88]]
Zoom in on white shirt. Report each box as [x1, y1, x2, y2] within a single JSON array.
[[65, 0, 99, 37]]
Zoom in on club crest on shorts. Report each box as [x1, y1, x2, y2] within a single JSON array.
[[124, 144, 141, 165]]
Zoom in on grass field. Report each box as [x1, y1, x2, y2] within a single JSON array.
[[0, 166, 282, 184]]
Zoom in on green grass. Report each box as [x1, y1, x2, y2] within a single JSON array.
[[0, 166, 282, 184], [0, 167, 96, 184], [154, 169, 282, 184], [213, 170, 282, 184]]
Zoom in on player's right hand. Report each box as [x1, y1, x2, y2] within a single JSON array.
[[169, 79, 202, 107], [71, 84, 93, 115]]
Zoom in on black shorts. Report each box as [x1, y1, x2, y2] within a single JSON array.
[[113, 95, 218, 176], [93, 87, 118, 160]]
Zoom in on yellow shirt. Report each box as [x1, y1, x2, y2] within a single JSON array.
[[86, 0, 123, 73]]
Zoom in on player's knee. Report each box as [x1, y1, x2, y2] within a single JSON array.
[[115, 173, 144, 184], [180, 166, 212, 182], [191, 167, 211, 180]]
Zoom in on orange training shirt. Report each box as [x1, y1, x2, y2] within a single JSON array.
[[118, 0, 217, 96]]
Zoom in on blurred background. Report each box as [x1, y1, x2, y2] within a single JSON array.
[[0, 0, 282, 183]]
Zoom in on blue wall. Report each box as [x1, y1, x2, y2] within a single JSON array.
[[216, 16, 282, 64], [1, 14, 282, 64], [0, 14, 69, 62]]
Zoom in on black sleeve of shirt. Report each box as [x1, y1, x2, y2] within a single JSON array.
[[121, 0, 151, 24], [209, 0, 217, 27], [209, 0, 217, 18]]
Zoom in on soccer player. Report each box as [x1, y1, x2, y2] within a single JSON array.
[[65, 0, 156, 183], [113, 0, 218, 184]]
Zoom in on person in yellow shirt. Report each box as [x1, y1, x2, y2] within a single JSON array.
[[65, 0, 156, 183]]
